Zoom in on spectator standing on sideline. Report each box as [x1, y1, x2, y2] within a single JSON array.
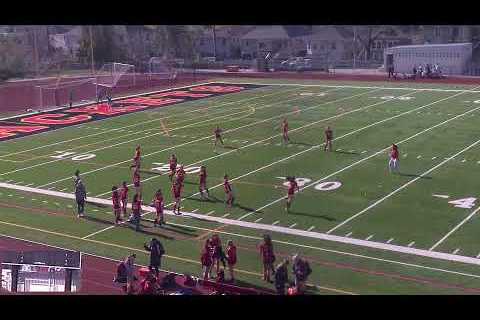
[[144, 238, 165, 276], [225, 240, 237, 282], [211, 234, 226, 274], [124, 254, 138, 294], [412, 66, 417, 79], [69, 90, 73, 108], [130, 193, 142, 232], [292, 254, 312, 294], [74, 173, 86, 218], [274, 259, 290, 295], [201, 239, 213, 280], [259, 234, 276, 283]]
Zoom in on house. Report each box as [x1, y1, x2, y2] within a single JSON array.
[[194, 26, 256, 60], [49, 26, 82, 58], [300, 26, 352, 62]]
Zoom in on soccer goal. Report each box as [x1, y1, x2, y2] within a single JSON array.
[[147, 57, 183, 83], [34, 76, 97, 110]]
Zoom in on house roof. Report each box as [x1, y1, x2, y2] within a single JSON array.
[[390, 42, 472, 50], [242, 26, 299, 40], [305, 26, 349, 41]]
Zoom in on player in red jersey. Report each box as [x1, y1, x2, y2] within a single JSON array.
[[214, 125, 224, 151], [112, 186, 122, 224], [152, 189, 165, 227], [171, 180, 182, 215], [324, 126, 333, 152], [285, 176, 300, 213], [389, 144, 399, 173], [281, 118, 290, 144], [133, 167, 141, 195], [120, 181, 128, 218], [130, 145, 141, 169], [130, 193, 142, 232], [199, 165, 209, 199], [176, 164, 186, 187], [168, 154, 177, 182], [223, 175, 234, 209]]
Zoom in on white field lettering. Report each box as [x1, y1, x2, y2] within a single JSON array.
[[238, 93, 480, 223], [36, 87, 382, 188], [6, 87, 307, 163], [95, 89, 417, 197]]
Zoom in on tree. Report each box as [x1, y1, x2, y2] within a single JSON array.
[[77, 26, 127, 67], [0, 37, 27, 81], [354, 25, 392, 61]]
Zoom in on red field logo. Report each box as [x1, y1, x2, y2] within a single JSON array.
[[0, 83, 264, 142]]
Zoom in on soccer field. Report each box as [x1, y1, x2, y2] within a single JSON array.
[[2, 78, 480, 294]]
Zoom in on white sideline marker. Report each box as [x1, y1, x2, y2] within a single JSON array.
[[60, 188, 68, 192], [361, 150, 367, 154], [408, 241, 415, 247], [345, 232, 353, 237], [433, 194, 450, 199], [254, 217, 263, 223], [365, 235, 374, 241], [461, 159, 467, 163], [205, 210, 215, 216], [453, 248, 461, 255], [222, 213, 230, 218], [191, 209, 198, 213], [289, 223, 297, 228], [386, 238, 394, 244], [272, 220, 280, 225], [417, 155, 422, 159], [307, 226, 315, 231], [476, 253, 480, 259], [432, 156, 437, 160], [26, 183, 34, 187]]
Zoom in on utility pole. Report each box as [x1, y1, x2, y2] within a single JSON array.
[[33, 27, 39, 77], [353, 26, 356, 69], [212, 25, 217, 61], [89, 25, 95, 75]]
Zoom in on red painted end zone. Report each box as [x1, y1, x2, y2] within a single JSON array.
[[0, 83, 265, 142]]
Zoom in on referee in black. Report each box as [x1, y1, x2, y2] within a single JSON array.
[[144, 238, 165, 276], [74, 170, 87, 218]]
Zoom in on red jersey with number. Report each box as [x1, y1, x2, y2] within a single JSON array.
[[176, 168, 185, 184], [154, 194, 164, 212], [112, 190, 120, 208], [325, 129, 333, 140], [172, 183, 181, 198], [120, 186, 128, 200], [169, 158, 177, 171], [391, 148, 399, 159], [226, 245, 237, 265], [259, 243, 275, 264], [132, 199, 141, 215], [134, 149, 140, 161], [288, 180, 298, 195], [199, 170, 207, 184], [133, 171, 140, 186], [224, 180, 232, 193]]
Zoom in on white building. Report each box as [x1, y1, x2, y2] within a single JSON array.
[[384, 43, 472, 75]]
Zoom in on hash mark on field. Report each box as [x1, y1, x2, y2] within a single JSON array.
[[191, 209, 198, 213], [254, 217, 263, 223], [47, 187, 55, 190], [32, 198, 37, 201], [42, 200, 48, 204], [417, 155, 422, 159], [60, 188, 68, 192], [17, 181, 24, 185], [336, 149, 342, 151], [349, 150, 355, 153], [361, 150, 367, 154], [206, 210, 215, 216], [93, 209, 99, 212], [67, 205, 72, 208], [461, 159, 467, 163], [263, 142, 270, 146], [222, 213, 230, 218], [275, 143, 281, 146], [289, 223, 297, 228], [433, 194, 450, 199], [345, 232, 352, 237], [386, 238, 394, 244], [307, 226, 315, 231], [403, 154, 408, 158], [476, 252, 480, 259], [54, 202, 60, 206], [26, 183, 34, 187], [365, 235, 374, 241], [477, 161, 480, 164], [408, 241, 415, 247], [272, 220, 280, 225], [432, 156, 437, 160], [8, 194, 13, 197], [453, 248, 461, 255]]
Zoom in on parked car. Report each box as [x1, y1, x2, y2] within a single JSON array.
[[280, 57, 312, 71]]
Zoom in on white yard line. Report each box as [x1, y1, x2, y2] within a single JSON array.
[[95, 87, 387, 197], [36, 86, 358, 188], [327, 137, 480, 234], [221, 80, 480, 93], [254, 217, 263, 223], [386, 238, 394, 244], [365, 235, 374, 241], [429, 206, 480, 251], [345, 232, 353, 237], [241, 101, 480, 222], [307, 226, 315, 231], [408, 242, 416, 247], [206, 210, 215, 216], [3, 181, 480, 271]]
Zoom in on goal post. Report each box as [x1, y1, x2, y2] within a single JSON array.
[[94, 62, 136, 90], [34, 77, 97, 110]]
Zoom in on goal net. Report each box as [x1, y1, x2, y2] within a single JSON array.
[[94, 62, 135, 89], [34, 77, 97, 110], [147, 57, 185, 83]]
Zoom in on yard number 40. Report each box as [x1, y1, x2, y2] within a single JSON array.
[[448, 197, 477, 209]]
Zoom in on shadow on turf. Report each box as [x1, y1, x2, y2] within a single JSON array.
[[290, 141, 317, 147], [397, 172, 432, 179], [334, 150, 359, 155], [82, 215, 114, 226], [288, 211, 336, 221]]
